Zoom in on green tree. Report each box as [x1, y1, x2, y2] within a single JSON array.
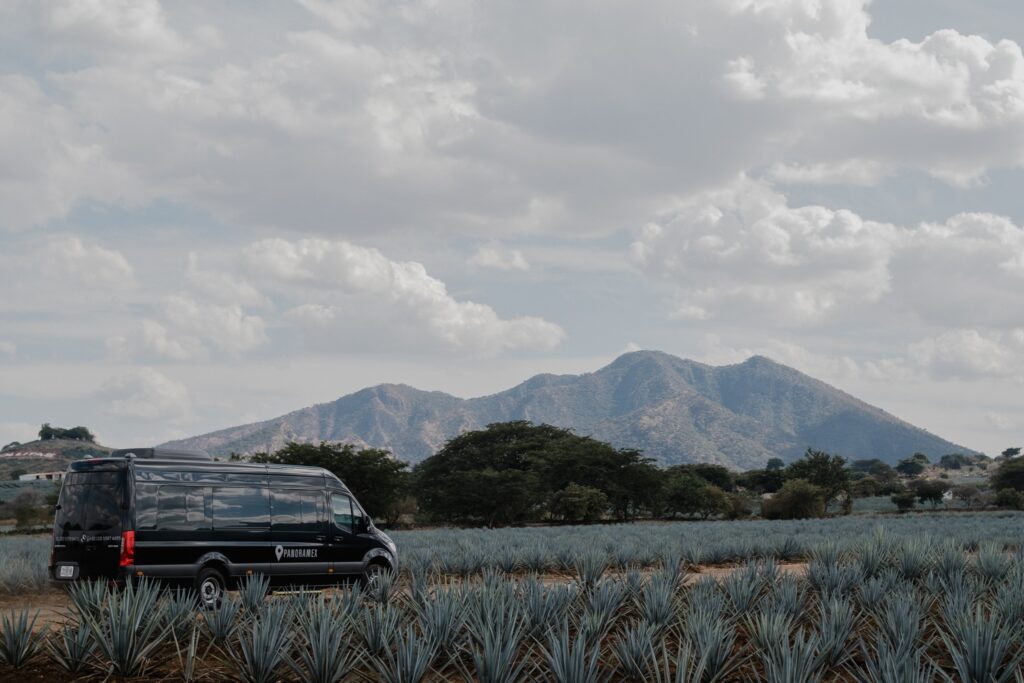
[[766, 457, 785, 471], [990, 457, 1024, 492], [912, 479, 949, 508], [895, 458, 926, 477], [994, 488, 1024, 510], [950, 485, 982, 509], [38, 423, 55, 441], [253, 442, 410, 524], [784, 448, 852, 511], [10, 491, 41, 529], [662, 473, 707, 518], [695, 485, 730, 520], [414, 421, 657, 526], [9, 469, 26, 481], [667, 463, 735, 491], [550, 484, 608, 523], [891, 490, 916, 512], [1001, 447, 1021, 459], [939, 453, 971, 470], [736, 468, 784, 494], [761, 479, 826, 520]]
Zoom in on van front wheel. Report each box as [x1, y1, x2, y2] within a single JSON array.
[[195, 566, 226, 609], [361, 560, 390, 588]]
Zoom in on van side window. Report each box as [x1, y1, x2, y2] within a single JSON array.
[[211, 487, 269, 529], [331, 494, 354, 532], [157, 486, 210, 530], [272, 490, 323, 531]]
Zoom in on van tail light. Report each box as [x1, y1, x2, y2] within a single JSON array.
[[119, 530, 135, 567]]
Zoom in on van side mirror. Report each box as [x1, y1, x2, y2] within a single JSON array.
[[355, 516, 371, 534]]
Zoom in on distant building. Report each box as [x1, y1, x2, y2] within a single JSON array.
[[18, 471, 66, 481]]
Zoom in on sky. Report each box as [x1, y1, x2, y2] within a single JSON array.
[[0, 0, 1022, 457]]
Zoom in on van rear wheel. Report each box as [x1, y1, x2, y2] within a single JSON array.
[[195, 567, 226, 609]]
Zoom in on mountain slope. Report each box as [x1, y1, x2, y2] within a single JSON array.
[[162, 351, 974, 469]]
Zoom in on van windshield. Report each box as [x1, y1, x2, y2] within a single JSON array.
[[55, 471, 126, 533]]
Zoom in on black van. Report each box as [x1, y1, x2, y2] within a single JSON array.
[[49, 448, 398, 607]]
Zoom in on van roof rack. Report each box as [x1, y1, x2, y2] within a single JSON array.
[[110, 447, 213, 461]]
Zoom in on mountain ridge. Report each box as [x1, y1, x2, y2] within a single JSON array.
[[161, 351, 975, 469]]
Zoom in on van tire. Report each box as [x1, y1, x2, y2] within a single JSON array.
[[195, 566, 226, 609], [360, 560, 391, 588]]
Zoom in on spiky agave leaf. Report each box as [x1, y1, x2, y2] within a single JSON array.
[[202, 593, 242, 645], [757, 627, 823, 683], [67, 579, 108, 624], [228, 601, 294, 683], [973, 542, 1011, 585], [682, 606, 742, 682], [874, 590, 927, 658], [541, 623, 608, 683], [611, 621, 659, 682], [46, 620, 96, 674], [288, 598, 359, 683], [572, 551, 609, 592], [455, 610, 531, 683], [358, 602, 402, 657], [415, 586, 466, 654], [851, 636, 937, 683], [722, 562, 764, 614], [83, 578, 170, 678], [0, 609, 46, 668], [746, 611, 795, 658], [815, 597, 856, 668], [373, 625, 436, 683], [649, 640, 711, 683], [637, 572, 677, 637], [940, 606, 1023, 683], [238, 573, 271, 613]]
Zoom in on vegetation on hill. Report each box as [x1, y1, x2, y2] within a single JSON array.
[[241, 421, 1016, 528], [36, 423, 95, 442]]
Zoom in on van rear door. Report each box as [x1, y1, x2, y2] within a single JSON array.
[[51, 467, 128, 581]]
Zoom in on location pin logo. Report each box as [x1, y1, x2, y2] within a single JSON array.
[[275, 545, 283, 561]]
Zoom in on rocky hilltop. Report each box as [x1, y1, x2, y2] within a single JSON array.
[[162, 351, 974, 469]]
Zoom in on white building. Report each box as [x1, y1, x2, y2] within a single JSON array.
[[18, 471, 66, 482]]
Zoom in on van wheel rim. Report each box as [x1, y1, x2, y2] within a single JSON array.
[[200, 578, 221, 605]]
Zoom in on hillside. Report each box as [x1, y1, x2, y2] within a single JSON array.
[[162, 351, 975, 469], [0, 439, 111, 480]]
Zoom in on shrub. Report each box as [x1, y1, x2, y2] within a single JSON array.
[[992, 488, 1024, 510], [761, 479, 826, 520], [990, 458, 1024, 492], [891, 491, 916, 512]]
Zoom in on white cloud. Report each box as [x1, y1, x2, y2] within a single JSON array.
[[0, 421, 37, 446], [0, 341, 15, 355], [45, 0, 185, 59], [634, 178, 1024, 330], [4, 0, 1024, 236], [244, 238, 564, 354], [469, 244, 530, 271], [632, 176, 898, 324], [96, 367, 191, 420], [44, 236, 134, 287], [159, 294, 267, 355], [907, 328, 1024, 379], [185, 253, 269, 308]]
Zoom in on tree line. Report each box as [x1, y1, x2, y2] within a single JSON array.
[[37, 423, 95, 443], [249, 421, 1023, 527]]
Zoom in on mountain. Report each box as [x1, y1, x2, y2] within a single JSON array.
[[161, 351, 975, 469]]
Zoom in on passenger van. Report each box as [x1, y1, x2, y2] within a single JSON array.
[[49, 448, 398, 607]]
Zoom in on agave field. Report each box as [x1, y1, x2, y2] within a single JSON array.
[[0, 513, 1023, 681]]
